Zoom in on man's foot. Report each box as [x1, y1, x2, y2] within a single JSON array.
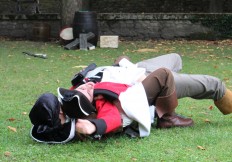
[[156, 113, 194, 129]]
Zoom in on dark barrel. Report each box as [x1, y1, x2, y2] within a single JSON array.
[[72, 11, 98, 46], [32, 22, 50, 41]]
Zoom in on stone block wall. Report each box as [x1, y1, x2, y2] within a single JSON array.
[[0, 0, 232, 40], [98, 13, 232, 40], [90, 0, 232, 13], [0, 0, 61, 14], [0, 14, 61, 39], [0, 0, 61, 40]]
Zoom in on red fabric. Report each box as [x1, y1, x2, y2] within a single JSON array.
[[95, 98, 122, 133], [93, 82, 129, 133]]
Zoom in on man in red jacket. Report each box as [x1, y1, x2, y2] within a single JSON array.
[[58, 68, 193, 139]]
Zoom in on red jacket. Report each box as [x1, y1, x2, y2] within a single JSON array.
[[88, 82, 129, 137]]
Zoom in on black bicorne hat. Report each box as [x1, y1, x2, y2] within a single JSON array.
[[29, 93, 75, 144], [57, 88, 96, 119]]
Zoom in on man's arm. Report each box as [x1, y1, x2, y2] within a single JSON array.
[[76, 119, 96, 134], [75, 98, 122, 136]]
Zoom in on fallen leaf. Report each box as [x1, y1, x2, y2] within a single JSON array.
[[22, 112, 27, 115], [72, 65, 87, 68], [135, 48, 159, 53], [204, 119, 211, 123], [8, 126, 17, 132], [4, 151, 11, 157], [197, 145, 206, 150], [208, 105, 213, 110], [223, 78, 230, 82], [131, 157, 137, 161], [224, 56, 232, 59], [7, 118, 16, 121], [199, 112, 209, 115]]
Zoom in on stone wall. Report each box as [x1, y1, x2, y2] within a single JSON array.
[[98, 13, 232, 40], [0, 0, 61, 14], [0, 14, 61, 39], [0, 0, 61, 40], [0, 0, 232, 40], [90, 0, 232, 13], [1, 0, 232, 14]]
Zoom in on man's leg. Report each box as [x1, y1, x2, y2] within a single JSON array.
[[173, 72, 232, 115], [142, 68, 194, 128], [173, 72, 226, 100], [137, 53, 183, 74], [142, 68, 177, 117]]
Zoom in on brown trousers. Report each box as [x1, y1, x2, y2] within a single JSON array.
[[142, 68, 178, 118]]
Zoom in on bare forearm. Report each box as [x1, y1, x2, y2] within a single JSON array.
[[75, 119, 96, 135]]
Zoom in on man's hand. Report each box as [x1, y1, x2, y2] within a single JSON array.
[[76, 119, 96, 135]]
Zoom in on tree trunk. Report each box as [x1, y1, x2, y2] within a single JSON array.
[[61, 0, 82, 27]]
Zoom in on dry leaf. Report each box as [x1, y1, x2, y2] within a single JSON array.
[[204, 119, 211, 123], [4, 151, 11, 157], [131, 157, 137, 161], [72, 65, 87, 68], [7, 118, 16, 121], [208, 105, 213, 110], [197, 145, 206, 150], [223, 78, 230, 82], [136, 48, 159, 53], [199, 112, 209, 115], [8, 126, 17, 132], [224, 56, 232, 59]]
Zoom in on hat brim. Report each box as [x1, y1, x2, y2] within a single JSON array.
[[30, 119, 76, 144], [57, 87, 96, 118]]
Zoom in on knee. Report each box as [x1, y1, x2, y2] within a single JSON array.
[[172, 53, 181, 58], [156, 68, 172, 76], [206, 75, 226, 100], [153, 68, 174, 82], [169, 53, 181, 60], [171, 53, 182, 72]]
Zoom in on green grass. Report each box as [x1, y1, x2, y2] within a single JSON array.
[[0, 39, 232, 161]]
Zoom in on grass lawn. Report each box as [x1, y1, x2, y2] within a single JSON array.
[[0, 38, 232, 161]]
